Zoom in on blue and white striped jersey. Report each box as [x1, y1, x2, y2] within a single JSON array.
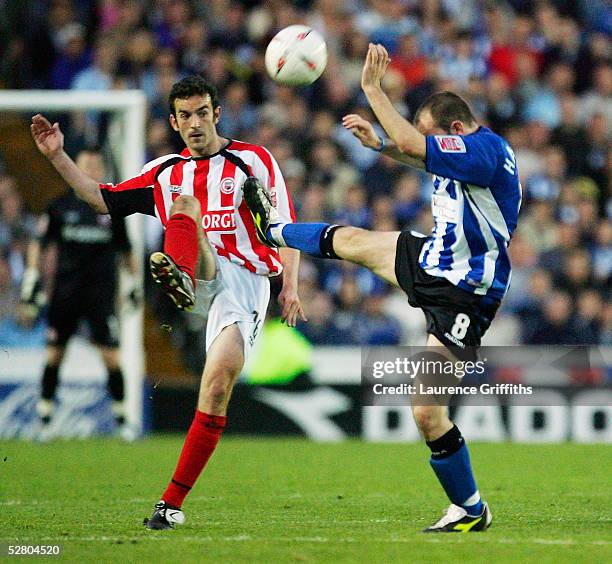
[[420, 127, 522, 301]]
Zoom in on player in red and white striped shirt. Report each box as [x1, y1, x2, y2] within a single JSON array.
[[31, 76, 305, 530]]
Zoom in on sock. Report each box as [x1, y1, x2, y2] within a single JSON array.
[[161, 410, 226, 508], [427, 425, 484, 516], [164, 213, 199, 284], [41, 364, 60, 400], [269, 223, 341, 258], [107, 368, 125, 402]]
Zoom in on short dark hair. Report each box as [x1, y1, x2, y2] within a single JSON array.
[[414, 91, 477, 132], [168, 75, 219, 116]]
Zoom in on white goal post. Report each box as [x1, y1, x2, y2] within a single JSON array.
[[0, 90, 147, 436]]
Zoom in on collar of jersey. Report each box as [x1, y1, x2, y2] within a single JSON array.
[[180, 139, 234, 160]]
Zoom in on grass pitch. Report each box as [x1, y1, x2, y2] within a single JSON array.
[[1, 437, 610, 562]]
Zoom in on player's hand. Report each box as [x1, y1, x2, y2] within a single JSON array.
[[361, 43, 391, 90], [278, 287, 307, 328], [19, 267, 46, 318], [342, 114, 381, 149], [31, 114, 64, 160]]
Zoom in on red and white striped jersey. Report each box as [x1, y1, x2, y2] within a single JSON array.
[[99, 140, 296, 276]]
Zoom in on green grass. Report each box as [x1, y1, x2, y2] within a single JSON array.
[[1, 438, 610, 563]]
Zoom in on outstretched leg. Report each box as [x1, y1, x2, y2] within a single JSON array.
[[243, 177, 400, 286], [150, 195, 202, 311]]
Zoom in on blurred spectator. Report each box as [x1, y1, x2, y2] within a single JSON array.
[[517, 200, 558, 254], [578, 63, 612, 125], [72, 35, 117, 91], [361, 295, 402, 345], [540, 221, 580, 277], [393, 172, 425, 228], [296, 291, 354, 345], [574, 289, 603, 345], [49, 23, 89, 89], [333, 185, 371, 228], [550, 94, 589, 176], [510, 268, 553, 336], [592, 220, 612, 284], [555, 250, 596, 297], [485, 73, 521, 133], [524, 145, 566, 202], [439, 31, 487, 90], [583, 113, 609, 192], [307, 140, 359, 210], [390, 32, 428, 89], [220, 81, 259, 137], [528, 291, 579, 345], [334, 277, 364, 345]]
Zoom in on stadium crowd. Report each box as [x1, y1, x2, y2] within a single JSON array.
[[0, 0, 610, 355]]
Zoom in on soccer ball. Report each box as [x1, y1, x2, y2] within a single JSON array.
[[265, 25, 327, 87]]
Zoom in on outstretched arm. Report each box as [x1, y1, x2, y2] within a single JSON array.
[[31, 114, 108, 213], [360, 44, 426, 161], [342, 113, 425, 170]]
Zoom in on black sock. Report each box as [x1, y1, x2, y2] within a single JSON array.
[[319, 225, 343, 259], [426, 425, 464, 460], [107, 369, 125, 402], [41, 364, 60, 400]]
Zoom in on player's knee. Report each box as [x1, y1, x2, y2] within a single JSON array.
[[171, 195, 201, 220], [202, 368, 236, 408], [413, 405, 444, 437]]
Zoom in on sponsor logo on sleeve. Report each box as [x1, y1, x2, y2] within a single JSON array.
[[435, 135, 466, 153]]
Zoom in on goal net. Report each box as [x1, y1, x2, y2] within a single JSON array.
[[0, 90, 146, 438]]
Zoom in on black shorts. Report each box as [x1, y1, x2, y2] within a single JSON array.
[[394, 231, 500, 361], [46, 279, 119, 348]]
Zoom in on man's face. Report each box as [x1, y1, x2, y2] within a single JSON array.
[[415, 109, 447, 136], [170, 94, 221, 154], [415, 108, 469, 136]]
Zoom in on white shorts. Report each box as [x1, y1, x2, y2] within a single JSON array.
[[205, 256, 270, 360]]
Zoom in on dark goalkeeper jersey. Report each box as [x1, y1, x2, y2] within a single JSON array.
[[38, 190, 131, 284]]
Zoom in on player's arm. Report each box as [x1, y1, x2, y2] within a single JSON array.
[[360, 44, 426, 162], [342, 113, 425, 170], [31, 115, 108, 213], [278, 247, 304, 327], [20, 211, 57, 318]]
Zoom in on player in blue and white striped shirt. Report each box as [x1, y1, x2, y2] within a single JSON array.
[[243, 44, 522, 533]]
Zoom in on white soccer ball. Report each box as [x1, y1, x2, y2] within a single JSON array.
[[265, 25, 327, 87]]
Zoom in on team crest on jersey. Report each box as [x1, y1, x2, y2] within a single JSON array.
[[220, 178, 235, 194], [435, 135, 466, 153], [169, 184, 182, 194]]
